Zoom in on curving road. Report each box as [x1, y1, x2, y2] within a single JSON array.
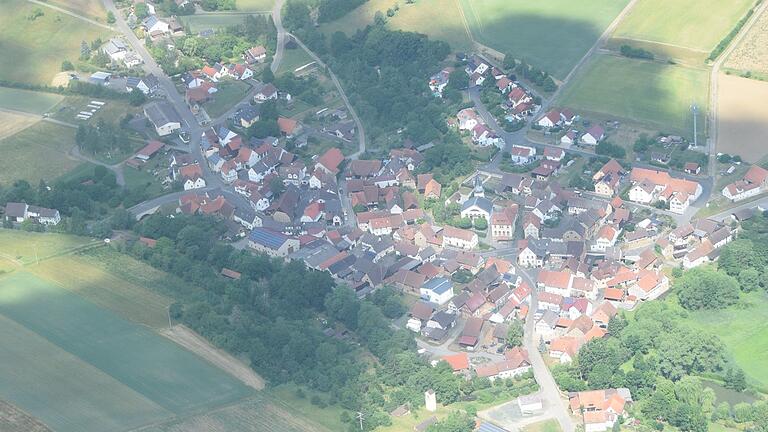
[[270, 0, 287, 74]]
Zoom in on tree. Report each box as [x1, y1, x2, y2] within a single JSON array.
[[128, 90, 146, 106], [712, 401, 731, 421], [506, 319, 524, 347], [269, 176, 286, 197], [473, 217, 487, 230], [106, 11, 116, 23], [61, 60, 74, 71], [262, 66, 274, 83], [724, 367, 747, 391], [503, 52, 516, 69], [718, 239, 760, 276], [80, 40, 91, 60], [135, 2, 149, 18], [675, 267, 740, 310], [542, 76, 557, 92], [732, 402, 753, 423]]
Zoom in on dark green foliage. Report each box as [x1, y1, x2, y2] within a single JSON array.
[[724, 367, 747, 392], [620, 44, 654, 60], [675, 267, 740, 310], [595, 141, 626, 159], [200, 0, 235, 11], [425, 412, 474, 432], [317, 0, 366, 23], [506, 319, 524, 347]]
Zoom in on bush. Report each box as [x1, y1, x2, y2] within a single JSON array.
[[61, 60, 74, 71], [620, 44, 654, 60]]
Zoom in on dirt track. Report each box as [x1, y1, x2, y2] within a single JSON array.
[[159, 325, 266, 390]]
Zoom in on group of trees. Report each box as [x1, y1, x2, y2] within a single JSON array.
[[619, 44, 654, 60], [674, 267, 740, 310], [75, 120, 134, 156], [317, 0, 367, 22], [553, 301, 740, 431], [503, 53, 557, 92], [595, 140, 627, 159]]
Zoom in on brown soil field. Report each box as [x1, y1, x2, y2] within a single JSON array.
[[716, 73, 768, 163], [0, 110, 39, 140], [0, 399, 52, 432], [159, 325, 266, 390], [725, 8, 768, 75]]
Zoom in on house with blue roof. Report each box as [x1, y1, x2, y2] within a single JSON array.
[[419, 277, 454, 305], [248, 227, 300, 257]]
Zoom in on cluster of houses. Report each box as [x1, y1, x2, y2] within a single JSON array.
[[455, 107, 504, 148], [657, 217, 734, 269], [101, 38, 144, 68], [569, 389, 632, 432], [465, 55, 539, 123], [139, 14, 184, 40], [536, 108, 605, 147], [3, 202, 61, 226], [722, 164, 768, 202]]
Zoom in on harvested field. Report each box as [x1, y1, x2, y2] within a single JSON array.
[[45, 0, 108, 21], [0, 111, 38, 140], [0, 122, 80, 184], [0, 399, 52, 432], [716, 73, 768, 163], [725, 7, 768, 77], [159, 325, 266, 390]]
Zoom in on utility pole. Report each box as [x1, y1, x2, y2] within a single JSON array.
[[691, 104, 698, 147], [356, 411, 364, 431], [167, 305, 173, 330]]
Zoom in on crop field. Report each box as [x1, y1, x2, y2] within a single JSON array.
[[0, 399, 52, 432], [0, 229, 95, 265], [716, 73, 768, 163], [45, 0, 108, 21], [236, 0, 275, 11], [182, 13, 257, 32], [612, 0, 755, 53], [0, 111, 39, 140], [319, 0, 474, 53], [0, 0, 111, 85], [0, 271, 253, 432], [725, 7, 768, 78], [557, 54, 709, 134], [458, 0, 630, 79], [0, 87, 64, 115], [0, 122, 79, 184]]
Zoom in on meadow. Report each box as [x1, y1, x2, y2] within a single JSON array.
[[205, 80, 252, 118], [612, 0, 755, 53], [319, 0, 474, 53], [0, 87, 64, 114], [0, 229, 95, 265], [458, 0, 630, 79], [0, 0, 110, 85], [277, 47, 315, 75], [182, 13, 259, 32], [236, 0, 275, 11], [716, 73, 768, 163], [0, 111, 39, 141], [45, 0, 108, 21], [0, 271, 253, 431], [557, 54, 709, 134], [0, 122, 80, 184]]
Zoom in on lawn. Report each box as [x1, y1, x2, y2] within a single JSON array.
[[682, 291, 768, 390], [557, 54, 709, 134], [277, 47, 315, 75], [319, 0, 474, 53], [236, 0, 275, 11], [0, 87, 64, 114], [204, 80, 252, 118], [458, 0, 631, 79], [522, 419, 562, 432], [181, 13, 258, 32], [0, 0, 111, 85], [0, 229, 95, 265], [45, 0, 108, 21], [0, 122, 81, 184], [0, 271, 253, 431], [49, 95, 140, 125], [268, 384, 346, 432], [612, 0, 756, 53]]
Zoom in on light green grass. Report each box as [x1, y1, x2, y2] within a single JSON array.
[[0, 122, 80, 184], [522, 419, 562, 432], [49, 95, 140, 125], [557, 54, 709, 134], [181, 13, 256, 32], [236, 0, 274, 11], [319, 0, 474, 53], [45, 0, 108, 21], [0, 313, 170, 432], [683, 291, 768, 389], [277, 47, 315, 75], [0, 87, 63, 114], [0, 0, 111, 85], [268, 384, 346, 432], [0, 272, 253, 420], [613, 0, 756, 52], [0, 230, 95, 265], [459, 0, 630, 79], [204, 80, 251, 118]]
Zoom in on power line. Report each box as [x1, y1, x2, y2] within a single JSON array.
[[356, 411, 365, 431]]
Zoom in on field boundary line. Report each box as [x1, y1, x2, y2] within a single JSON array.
[[27, 0, 115, 30], [610, 37, 709, 53]]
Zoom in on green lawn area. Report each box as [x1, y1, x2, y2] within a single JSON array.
[[612, 0, 755, 52], [49, 96, 140, 125], [277, 47, 315, 75], [0, 229, 96, 270], [0, 271, 253, 432], [204, 80, 251, 118], [0, 122, 80, 184], [522, 419, 562, 432], [236, 0, 275, 11], [319, 0, 474, 53], [181, 13, 258, 32], [0, 0, 111, 85], [267, 384, 346, 432], [0, 87, 64, 114], [557, 54, 709, 134], [459, 0, 630, 79], [46, 0, 108, 21]]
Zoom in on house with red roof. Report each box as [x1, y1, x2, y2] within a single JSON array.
[[722, 165, 768, 202], [316, 148, 345, 175], [537, 109, 561, 128]]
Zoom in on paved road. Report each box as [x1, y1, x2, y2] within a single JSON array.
[[28, 0, 115, 30], [287, 34, 367, 159], [102, 0, 221, 189], [517, 266, 576, 432], [710, 196, 768, 222], [707, 0, 768, 179], [270, 0, 287, 74]]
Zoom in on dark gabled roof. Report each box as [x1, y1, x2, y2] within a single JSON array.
[[248, 227, 291, 249]]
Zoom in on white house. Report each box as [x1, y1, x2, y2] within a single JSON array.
[[460, 196, 493, 220], [509, 145, 536, 164], [581, 125, 605, 145], [420, 278, 454, 305], [144, 102, 181, 137], [442, 226, 478, 250], [537, 110, 561, 128]]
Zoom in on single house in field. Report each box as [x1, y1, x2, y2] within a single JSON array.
[[244, 45, 267, 64], [254, 84, 278, 103], [722, 165, 768, 202], [144, 102, 182, 136], [248, 227, 300, 257], [581, 125, 605, 145]]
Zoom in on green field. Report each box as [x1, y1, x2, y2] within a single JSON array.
[[0, 230, 95, 266], [612, 0, 755, 53], [319, 0, 474, 53], [182, 13, 259, 32], [277, 47, 315, 75], [0, 87, 64, 114], [557, 54, 709, 133], [0, 121, 80, 184], [45, 0, 108, 21], [0, 0, 110, 85], [459, 0, 630, 79], [205, 80, 251, 118], [50, 95, 140, 125], [684, 291, 768, 389], [236, 0, 275, 11], [0, 271, 252, 432]]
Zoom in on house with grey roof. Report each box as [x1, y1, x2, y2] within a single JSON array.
[[144, 102, 182, 136]]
